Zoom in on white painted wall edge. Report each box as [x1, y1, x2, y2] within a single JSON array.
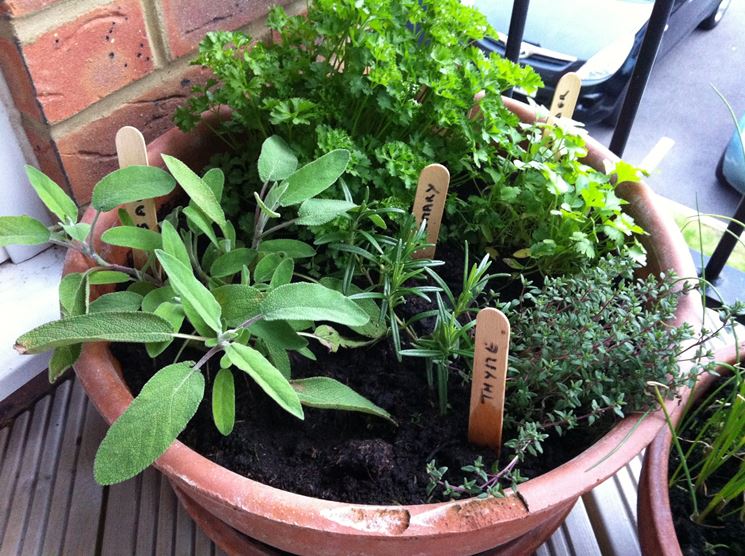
[[0, 247, 64, 401]]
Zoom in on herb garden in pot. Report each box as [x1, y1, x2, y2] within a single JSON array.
[[0, 1, 716, 554]]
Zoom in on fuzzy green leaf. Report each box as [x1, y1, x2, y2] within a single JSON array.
[[292, 377, 395, 424], [226, 343, 303, 419], [248, 320, 307, 350], [94, 362, 203, 485], [259, 239, 315, 258], [213, 285, 264, 326], [203, 168, 225, 201], [162, 155, 226, 229], [156, 250, 222, 334], [15, 312, 174, 354], [319, 278, 385, 338], [88, 270, 131, 285], [279, 150, 350, 206], [88, 291, 143, 313], [61, 222, 91, 243], [296, 199, 356, 226], [146, 301, 185, 357], [210, 248, 257, 278], [261, 283, 369, 326], [183, 206, 219, 246], [59, 272, 86, 317], [48, 344, 81, 382], [25, 165, 78, 223], [258, 135, 298, 183], [160, 220, 191, 268], [253, 253, 283, 283], [270, 257, 294, 287], [101, 226, 162, 251], [212, 367, 235, 436], [91, 166, 176, 212], [0, 216, 50, 246], [141, 286, 175, 313]]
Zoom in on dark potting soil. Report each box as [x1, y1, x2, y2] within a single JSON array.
[[112, 242, 604, 505]]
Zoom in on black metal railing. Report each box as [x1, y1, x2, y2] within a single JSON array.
[[504, 0, 743, 306]]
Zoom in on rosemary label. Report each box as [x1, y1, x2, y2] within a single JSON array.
[[412, 163, 449, 259], [469, 307, 510, 454]]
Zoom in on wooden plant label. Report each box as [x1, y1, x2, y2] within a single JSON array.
[[549, 72, 581, 120], [468, 307, 511, 455], [412, 163, 449, 259], [115, 126, 157, 268]]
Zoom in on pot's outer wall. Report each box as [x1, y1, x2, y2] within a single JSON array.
[[637, 343, 745, 556], [68, 100, 704, 555]]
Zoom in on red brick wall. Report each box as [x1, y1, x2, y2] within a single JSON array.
[[0, 0, 298, 204]]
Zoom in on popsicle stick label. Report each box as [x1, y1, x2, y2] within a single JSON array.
[[115, 126, 157, 268], [412, 163, 449, 259], [468, 307, 510, 454], [549, 72, 581, 120]]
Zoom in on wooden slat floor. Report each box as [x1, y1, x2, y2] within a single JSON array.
[[0, 377, 647, 555]]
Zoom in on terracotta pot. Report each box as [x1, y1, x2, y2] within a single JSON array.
[[637, 343, 744, 556], [68, 100, 704, 555]]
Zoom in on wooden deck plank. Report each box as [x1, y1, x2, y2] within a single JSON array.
[[582, 463, 642, 556], [0, 411, 31, 543], [194, 523, 215, 556], [175, 495, 196, 555], [0, 395, 52, 556], [559, 497, 601, 556], [135, 469, 161, 555], [61, 393, 109, 555], [39, 379, 89, 555], [19, 381, 72, 556], [100, 479, 140, 556], [156, 474, 178, 555]]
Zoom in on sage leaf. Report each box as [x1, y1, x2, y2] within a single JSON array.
[[88, 270, 131, 285], [253, 253, 283, 283], [213, 285, 263, 327], [261, 283, 369, 326], [203, 167, 225, 201], [15, 312, 174, 354], [291, 377, 395, 424], [93, 362, 204, 485], [212, 367, 235, 436], [210, 248, 257, 279], [25, 165, 78, 223], [162, 155, 226, 230], [259, 239, 316, 259], [279, 149, 350, 206], [160, 220, 191, 268], [248, 320, 307, 350], [141, 285, 176, 313], [59, 272, 86, 317], [0, 216, 50, 246], [91, 166, 176, 212], [258, 136, 298, 183], [146, 301, 185, 357], [296, 199, 356, 226], [270, 257, 293, 288], [61, 222, 91, 243], [320, 278, 385, 338], [313, 324, 369, 352], [183, 205, 219, 246], [156, 250, 223, 334], [227, 343, 303, 419], [88, 291, 143, 313], [253, 191, 280, 218], [263, 341, 291, 379], [48, 344, 81, 382], [101, 226, 162, 251]]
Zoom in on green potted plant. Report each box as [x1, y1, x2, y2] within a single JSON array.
[[638, 342, 745, 556], [0, 1, 715, 554]]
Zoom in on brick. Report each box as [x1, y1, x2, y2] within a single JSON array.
[[0, 0, 62, 17], [56, 66, 209, 204], [21, 122, 70, 193], [20, 0, 155, 123], [0, 37, 43, 121], [160, 0, 290, 59]]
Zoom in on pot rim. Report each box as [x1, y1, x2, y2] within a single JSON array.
[[68, 98, 705, 540]]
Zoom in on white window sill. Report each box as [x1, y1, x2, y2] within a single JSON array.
[[0, 247, 64, 401]]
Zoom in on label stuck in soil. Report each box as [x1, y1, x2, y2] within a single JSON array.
[[412, 163, 449, 259], [549, 72, 581, 120], [115, 126, 158, 267], [469, 307, 510, 454]]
